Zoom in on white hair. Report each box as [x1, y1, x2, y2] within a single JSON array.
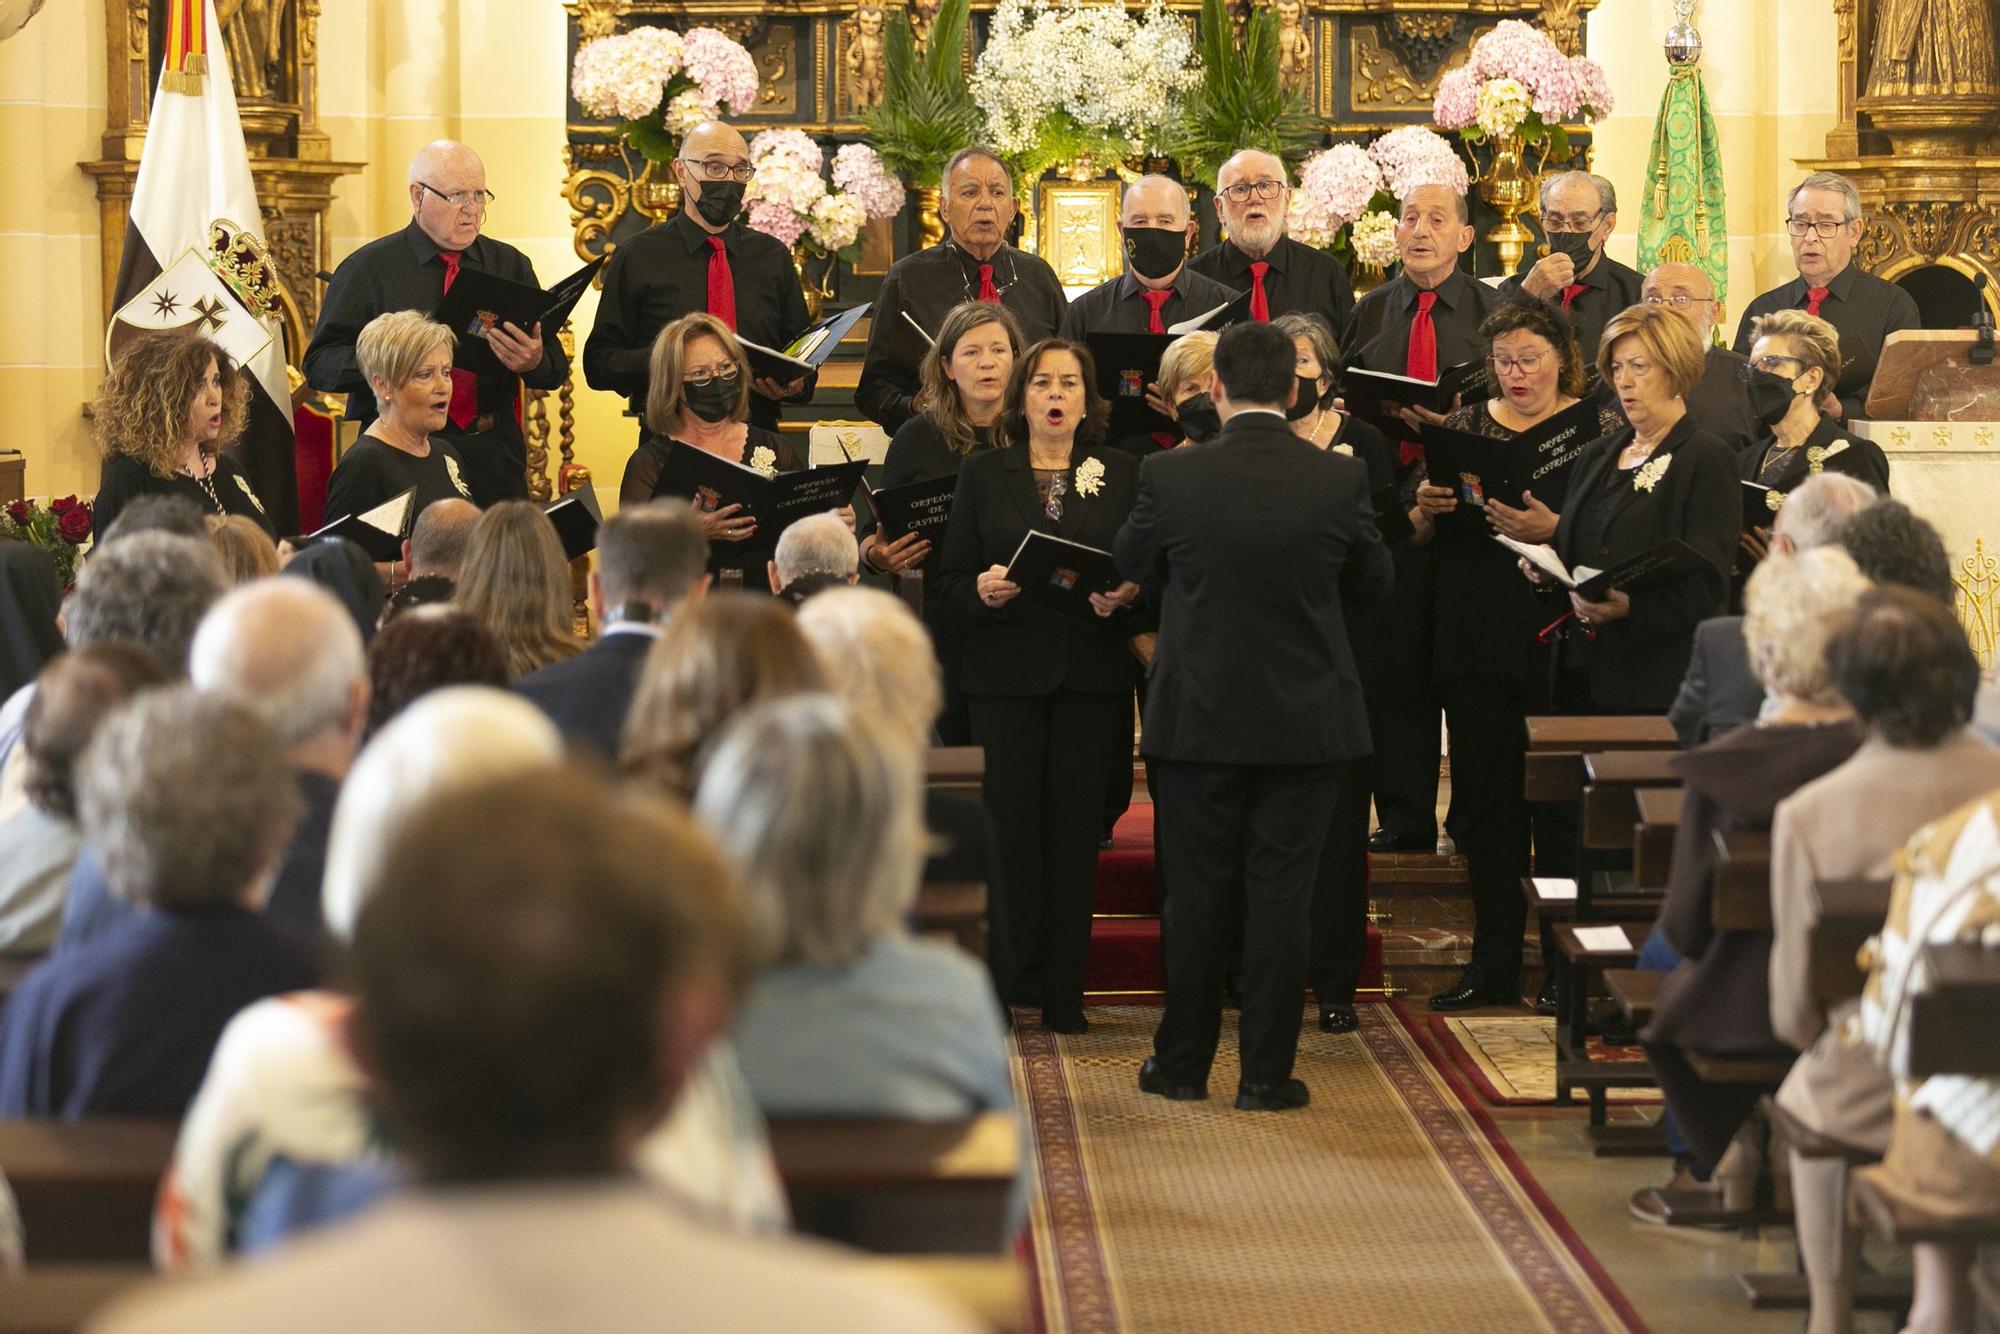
[[1787, 171, 1862, 222], [320, 686, 563, 940], [794, 586, 943, 753], [189, 580, 365, 746], [1539, 170, 1616, 216], [772, 512, 859, 587], [1743, 548, 1870, 704], [1774, 472, 1878, 551]]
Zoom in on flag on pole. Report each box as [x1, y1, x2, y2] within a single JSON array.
[[105, 0, 298, 533], [1637, 63, 1728, 315]]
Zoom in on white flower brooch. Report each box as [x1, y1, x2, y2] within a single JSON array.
[[1074, 456, 1105, 498], [749, 446, 778, 478], [1632, 453, 1672, 493]]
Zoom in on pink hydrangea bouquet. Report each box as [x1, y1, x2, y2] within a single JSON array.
[[1287, 144, 1384, 249], [744, 131, 906, 258], [570, 25, 761, 160], [1432, 21, 1612, 153], [1368, 126, 1470, 202]]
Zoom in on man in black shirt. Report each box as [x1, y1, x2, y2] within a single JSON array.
[[1499, 171, 1642, 365], [1060, 174, 1240, 455], [1188, 148, 1355, 335], [856, 146, 1067, 434], [1644, 262, 1758, 455], [1733, 171, 1919, 422], [305, 141, 570, 506], [583, 121, 814, 437]]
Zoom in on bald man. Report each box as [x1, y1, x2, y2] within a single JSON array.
[[1060, 175, 1240, 455], [306, 141, 570, 507], [1188, 149, 1355, 333], [585, 121, 815, 438], [1642, 262, 1759, 455]]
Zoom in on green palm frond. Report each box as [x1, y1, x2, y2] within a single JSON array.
[[1167, 0, 1320, 189], [862, 0, 980, 188]]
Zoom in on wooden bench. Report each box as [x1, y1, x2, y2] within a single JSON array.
[[766, 1113, 1018, 1255], [1603, 968, 1660, 1028], [1903, 943, 2000, 1078], [1855, 1167, 2000, 1246], [1550, 924, 1654, 1123], [1802, 878, 1893, 1008], [1522, 715, 1679, 804], [1633, 787, 1684, 889], [0, 1119, 178, 1263], [914, 881, 987, 958], [924, 747, 985, 799], [0, 1266, 154, 1334], [1710, 829, 1774, 932]]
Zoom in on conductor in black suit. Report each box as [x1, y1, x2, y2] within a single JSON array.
[[1118, 322, 1392, 1111], [513, 502, 710, 759]]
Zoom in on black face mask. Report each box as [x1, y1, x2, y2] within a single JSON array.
[[1175, 393, 1221, 443], [690, 179, 746, 228], [1122, 226, 1187, 282], [1546, 230, 1595, 269], [1285, 374, 1323, 421], [1744, 365, 1806, 427], [683, 375, 739, 423]]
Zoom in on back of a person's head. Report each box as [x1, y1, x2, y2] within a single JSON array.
[[78, 685, 299, 911], [772, 512, 859, 590], [205, 514, 280, 584], [596, 500, 709, 617], [323, 686, 562, 940], [620, 593, 826, 799], [1773, 472, 1876, 551], [22, 644, 171, 821], [795, 586, 943, 754], [348, 763, 743, 1183], [363, 607, 509, 738], [189, 580, 366, 747], [695, 695, 924, 969], [1827, 585, 1981, 748], [1835, 500, 1955, 605], [65, 533, 228, 670], [453, 500, 578, 677], [101, 495, 209, 546], [1742, 547, 1870, 704], [1212, 322, 1297, 409], [282, 538, 385, 644], [407, 498, 481, 578]]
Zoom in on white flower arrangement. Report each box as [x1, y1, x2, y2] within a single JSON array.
[[1432, 20, 1612, 148], [1073, 456, 1105, 498], [569, 24, 760, 160], [743, 133, 905, 258]]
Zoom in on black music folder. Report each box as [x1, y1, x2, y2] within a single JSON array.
[[737, 302, 872, 382], [651, 443, 866, 547], [1341, 361, 1485, 436], [1086, 331, 1178, 437], [304, 487, 414, 563], [543, 484, 604, 562], [1494, 534, 1717, 603], [860, 472, 958, 551], [434, 257, 604, 377], [1421, 396, 1601, 512], [1003, 530, 1123, 620]]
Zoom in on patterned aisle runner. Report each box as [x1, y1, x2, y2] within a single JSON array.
[[1016, 1004, 1647, 1334]]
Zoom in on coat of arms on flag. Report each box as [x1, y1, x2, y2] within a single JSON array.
[[106, 219, 283, 370]]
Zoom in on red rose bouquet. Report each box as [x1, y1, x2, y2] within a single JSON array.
[[0, 494, 94, 588]]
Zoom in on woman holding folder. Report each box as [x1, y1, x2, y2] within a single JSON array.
[[936, 338, 1143, 1032], [1411, 302, 1621, 1011]]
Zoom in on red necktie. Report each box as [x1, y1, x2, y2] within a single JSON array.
[[706, 236, 737, 331], [976, 263, 1000, 304], [1248, 261, 1271, 322], [1805, 285, 1830, 317], [1141, 291, 1177, 447], [437, 251, 479, 431], [1559, 283, 1588, 308], [1399, 290, 1440, 467]]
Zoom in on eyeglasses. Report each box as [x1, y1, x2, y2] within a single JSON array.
[[1643, 294, 1714, 308], [1488, 352, 1549, 375], [1542, 210, 1603, 231], [681, 157, 755, 183], [418, 182, 496, 211], [1219, 179, 1285, 204], [683, 363, 741, 387], [1785, 217, 1852, 238], [1743, 354, 1805, 377]]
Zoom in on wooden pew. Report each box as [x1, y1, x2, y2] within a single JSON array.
[[1578, 750, 1684, 916], [766, 1113, 1018, 1255], [0, 1119, 177, 1263], [1523, 715, 1678, 805], [1633, 787, 1684, 889], [1902, 943, 2000, 1078], [915, 881, 987, 958], [859, 1257, 1026, 1334], [924, 747, 984, 799], [1603, 968, 1660, 1028], [0, 1266, 154, 1334], [1709, 829, 1774, 931], [1549, 923, 1654, 1132]]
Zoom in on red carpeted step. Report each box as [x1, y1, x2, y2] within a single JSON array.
[[1095, 802, 1158, 916]]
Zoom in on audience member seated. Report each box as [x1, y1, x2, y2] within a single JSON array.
[[97, 493, 212, 545], [108, 764, 971, 1333], [379, 496, 480, 623], [189, 580, 370, 933], [1770, 586, 1999, 1329], [620, 593, 827, 801], [698, 696, 1017, 1127], [452, 499, 583, 678], [1834, 498, 1957, 605], [515, 501, 710, 759], [768, 511, 860, 605], [0, 688, 317, 1118], [364, 607, 508, 738], [206, 513, 281, 584], [0, 646, 168, 957], [156, 688, 788, 1269], [1668, 473, 1876, 746], [1634, 550, 1867, 1216], [0, 539, 62, 710], [282, 537, 385, 643]]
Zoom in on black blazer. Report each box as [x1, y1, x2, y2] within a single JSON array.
[[934, 442, 1142, 698], [512, 630, 655, 761], [1116, 412, 1393, 766], [1554, 416, 1741, 710], [1740, 411, 1891, 496]]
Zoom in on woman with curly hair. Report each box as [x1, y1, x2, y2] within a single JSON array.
[[450, 500, 582, 679], [92, 331, 272, 539]]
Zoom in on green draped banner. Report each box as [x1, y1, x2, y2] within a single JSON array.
[[1637, 65, 1728, 306]]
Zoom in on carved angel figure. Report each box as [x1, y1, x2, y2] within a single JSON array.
[[1865, 0, 2000, 98], [845, 3, 886, 110]]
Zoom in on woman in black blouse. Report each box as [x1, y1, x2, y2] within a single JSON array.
[[323, 311, 477, 533], [1413, 302, 1623, 1012], [867, 302, 1024, 743], [935, 339, 1143, 1033], [91, 332, 274, 539]]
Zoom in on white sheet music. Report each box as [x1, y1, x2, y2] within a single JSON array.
[[1572, 925, 1632, 952]]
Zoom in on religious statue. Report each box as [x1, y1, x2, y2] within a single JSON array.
[[1864, 0, 2000, 97], [908, 0, 939, 50], [1273, 0, 1311, 98], [216, 0, 286, 100], [844, 3, 886, 111]]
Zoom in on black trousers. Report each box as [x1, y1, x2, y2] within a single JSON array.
[[929, 613, 973, 747], [1439, 673, 1534, 987], [969, 689, 1129, 1018], [1152, 759, 1342, 1086], [1308, 753, 1373, 1009], [1368, 550, 1440, 842], [1100, 685, 1138, 838]]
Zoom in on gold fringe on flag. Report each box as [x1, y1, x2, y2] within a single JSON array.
[[160, 0, 207, 95]]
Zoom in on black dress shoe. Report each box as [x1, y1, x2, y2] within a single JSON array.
[[1533, 974, 1559, 1016], [1318, 1005, 1358, 1034], [1429, 976, 1519, 1012], [1235, 1078, 1310, 1111], [1043, 1009, 1090, 1035], [1138, 1058, 1207, 1101], [1368, 828, 1434, 854]]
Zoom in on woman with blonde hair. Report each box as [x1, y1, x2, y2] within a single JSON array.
[[205, 514, 281, 585], [91, 331, 272, 538], [451, 500, 581, 678], [323, 310, 477, 522]]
